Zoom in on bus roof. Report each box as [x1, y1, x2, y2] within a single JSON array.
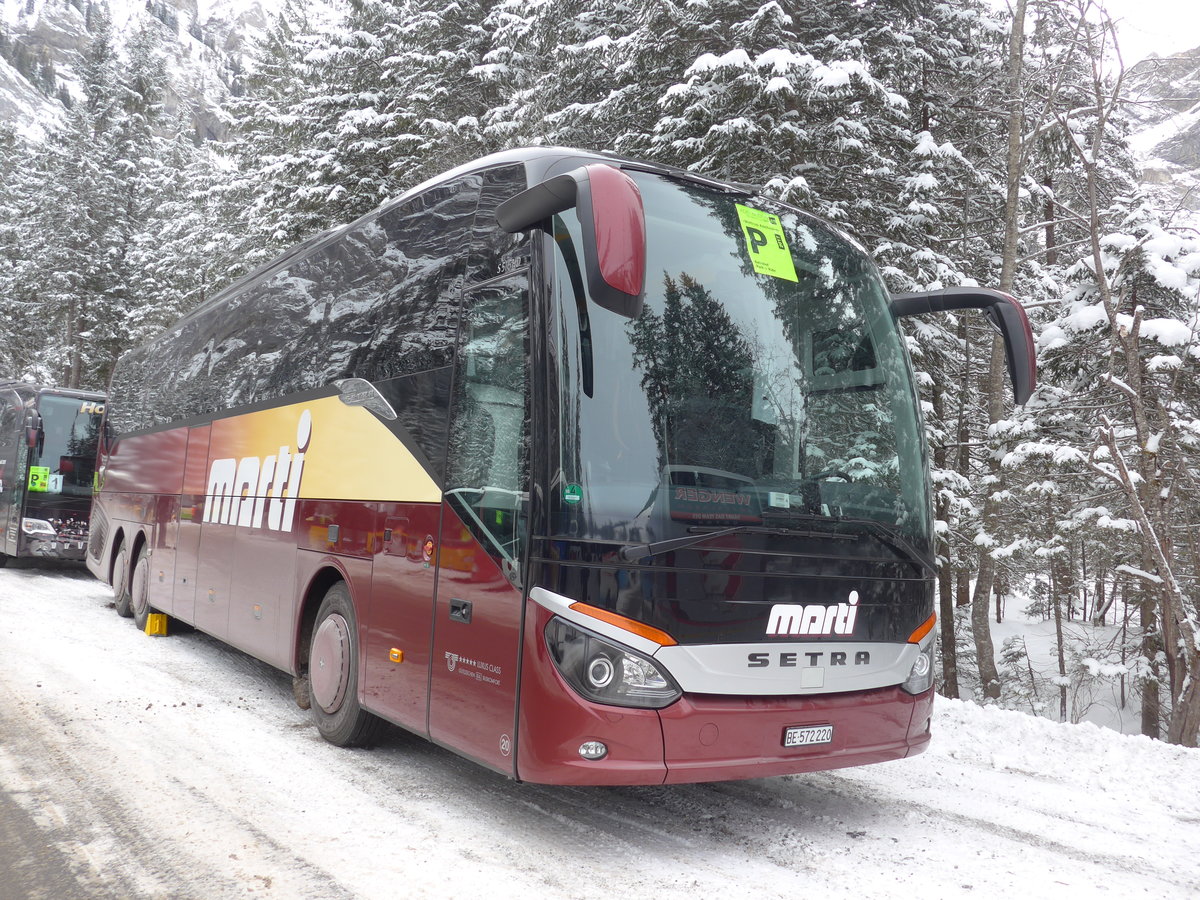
[[0, 382, 104, 401], [161, 147, 766, 342]]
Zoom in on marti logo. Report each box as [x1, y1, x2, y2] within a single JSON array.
[[204, 410, 312, 532], [765, 591, 860, 637]]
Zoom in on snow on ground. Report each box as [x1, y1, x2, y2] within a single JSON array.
[[1, 563, 1198, 899], [991, 614, 1147, 735]]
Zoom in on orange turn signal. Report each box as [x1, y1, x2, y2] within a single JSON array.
[[568, 602, 677, 646], [907, 613, 936, 644], [389, 648, 404, 663]]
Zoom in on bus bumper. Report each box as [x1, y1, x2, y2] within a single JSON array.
[[518, 684, 931, 785], [22, 534, 90, 562], [657, 685, 932, 784], [517, 601, 933, 785]]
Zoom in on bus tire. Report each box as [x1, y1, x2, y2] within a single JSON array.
[[130, 546, 153, 632], [308, 582, 381, 748], [113, 541, 133, 618]]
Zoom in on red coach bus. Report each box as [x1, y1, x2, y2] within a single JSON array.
[[0, 382, 104, 565], [87, 148, 1034, 784]]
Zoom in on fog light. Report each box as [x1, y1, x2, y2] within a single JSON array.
[[578, 741, 608, 761]]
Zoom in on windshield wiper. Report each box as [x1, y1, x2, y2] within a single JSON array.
[[618, 514, 935, 572], [761, 511, 936, 574], [618, 523, 848, 562]]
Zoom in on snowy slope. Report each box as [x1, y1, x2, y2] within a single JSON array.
[[1126, 47, 1200, 212], [0, 564, 1196, 899], [0, 0, 294, 142], [0, 52, 59, 139]]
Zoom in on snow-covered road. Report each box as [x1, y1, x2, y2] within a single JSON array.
[[1, 564, 1196, 899]]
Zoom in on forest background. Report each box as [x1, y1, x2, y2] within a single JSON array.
[[2, 0, 1199, 747]]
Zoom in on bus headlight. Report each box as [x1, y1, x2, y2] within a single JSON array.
[[21, 518, 56, 537], [901, 642, 934, 695], [545, 617, 681, 709]]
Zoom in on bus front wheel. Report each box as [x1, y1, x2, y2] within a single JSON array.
[[308, 582, 382, 748], [113, 541, 133, 618]]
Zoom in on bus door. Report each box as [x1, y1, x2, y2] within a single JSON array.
[[364, 499, 441, 735], [428, 274, 529, 773], [171, 424, 210, 623]]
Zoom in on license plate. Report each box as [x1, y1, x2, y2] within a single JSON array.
[[783, 724, 833, 748]]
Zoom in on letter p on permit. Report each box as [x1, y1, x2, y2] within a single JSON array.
[[746, 227, 768, 255]]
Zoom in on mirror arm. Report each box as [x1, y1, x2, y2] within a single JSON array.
[[890, 287, 1037, 405], [496, 172, 580, 234]]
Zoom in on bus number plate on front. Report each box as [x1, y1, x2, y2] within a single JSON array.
[[783, 725, 833, 748]]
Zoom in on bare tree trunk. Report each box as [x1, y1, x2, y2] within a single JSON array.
[[1141, 587, 1161, 739], [65, 295, 81, 389], [1092, 574, 1111, 626], [1170, 657, 1200, 746], [932, 383, 959, 699], [1054, 583, 1068, 722], [1120, 586, 1129, 709], [972, 536, 1001, 699], [939, 567, 959, 699], [956, 571, 970, 609], [969, 0, 1028, 703], [1080, 542, 1089, 622], [1043, 174, 1057, 265], [1055, 4, 1200, 747], [955, 318, 972, 615]]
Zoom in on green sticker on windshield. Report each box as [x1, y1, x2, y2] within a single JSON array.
[[28, 466, 49, 493], [563, 483, 583, 505], [735, 204, 798, 282]]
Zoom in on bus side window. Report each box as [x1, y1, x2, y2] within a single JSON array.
[[107, 344, 153, 435], [466, 165, 530, 284], [121, 177, 485, 436], [0, 400, 17, 495], [445, 275, 530, 575], [341, 175, 482, 383]]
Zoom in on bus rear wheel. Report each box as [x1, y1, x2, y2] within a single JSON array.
[[113, 541, 133, 618], [308, 582, 382, 748], [130, 546, 153, 632]]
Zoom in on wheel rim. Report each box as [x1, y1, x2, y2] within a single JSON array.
[[310, 613, 351, 714], [114, 546, 127, 596], [131, 558, 149, 618]]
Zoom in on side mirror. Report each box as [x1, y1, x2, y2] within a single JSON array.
[[497, 163, 646, 318], [24, 411, 42, 450], [890, 288, 1037, 405]]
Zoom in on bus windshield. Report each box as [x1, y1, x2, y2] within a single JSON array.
[[33, 394, 103, 498], [549, 172, 930, 554]]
